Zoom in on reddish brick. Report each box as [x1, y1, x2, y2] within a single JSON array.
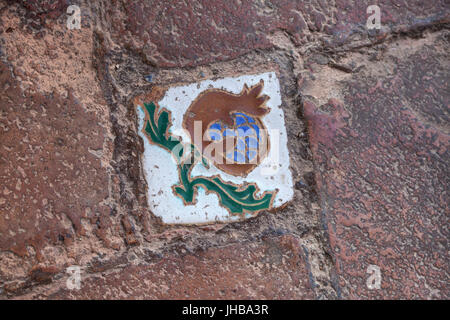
[[0, 60, 110, 259], [304, 36, 449, 298], [48, 235, 315, 299], [105, 0, 448, 67], [15, 0, 68, 19], [6, 0, 69, 29]]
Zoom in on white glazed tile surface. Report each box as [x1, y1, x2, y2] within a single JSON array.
[[137, 72, 293, 224]]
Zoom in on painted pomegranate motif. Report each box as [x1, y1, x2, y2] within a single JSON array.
[[183, 80, 271, 177]]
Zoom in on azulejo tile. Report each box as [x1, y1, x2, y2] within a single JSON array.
[[134, 72, 293, 224]]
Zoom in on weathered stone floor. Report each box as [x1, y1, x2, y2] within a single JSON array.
[[0, 0, 448, 299]]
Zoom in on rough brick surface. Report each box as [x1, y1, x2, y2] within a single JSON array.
[[0, 2, 125, 294], [23, 235, 315, 299], [303, 34, 449, 299], [105, 0, 449, 67], [0, 61, 109, 257]]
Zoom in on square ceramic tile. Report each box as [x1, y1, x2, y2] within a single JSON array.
[[135, 72, 293, 224]]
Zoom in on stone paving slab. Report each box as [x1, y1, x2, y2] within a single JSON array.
[[28, 235, 315, 299], [303, 33, 449, 299], [0, 3, 124, 294], [104, 0, 449, 67], [0, 60, 109, 259]]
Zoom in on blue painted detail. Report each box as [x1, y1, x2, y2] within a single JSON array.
[[251, 124, 260, 139], [235, 116, 246, 125], [235, 112, 255, 123], [238, 125, 250, 133], [236, 138, 246, 151], [209, 131, 222, 141], [210, 123, 222, 131], [234, 151, 245, 163], [247, 150, 257, 160], [208, 113, 263, 163], [246, 137, 258, 149], [223, 129, 236, 137]]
